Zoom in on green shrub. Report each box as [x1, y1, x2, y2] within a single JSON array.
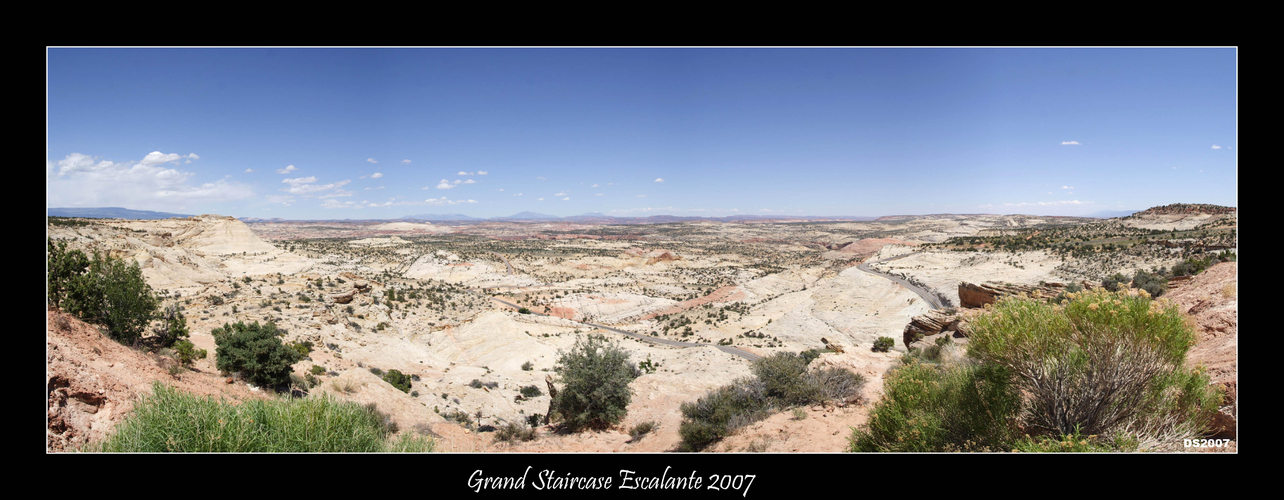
[[90, 383, 432, 452], [629, 421, 657, 440], [872, 337, 895, 352], [173, 339, 207, 366], [310, 365, 327, 376], [522, 361, 535, 371], [850, 360, 1021, 452], [212, 321, 301, 389], [967, 289, 1221, 447], [550, 334, 639, 432], [382, 369, 412, 393], [680, 352, 865, 451], [51, 241, 160, 345], [679, 378, 769, 451], [494, 421, 537, 442], [520, 385, 543, 398]]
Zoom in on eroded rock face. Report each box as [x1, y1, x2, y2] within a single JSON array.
[[902, 309, 964, 346], [956, 281, 1080, 308]]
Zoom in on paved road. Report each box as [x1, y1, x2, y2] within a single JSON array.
[[855, 252, 946, 310], [484, 295, 761, 361]]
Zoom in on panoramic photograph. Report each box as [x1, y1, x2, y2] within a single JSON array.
[[46, 46, 1236, 456]]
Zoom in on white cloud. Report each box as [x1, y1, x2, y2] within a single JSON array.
[[462, 178, 476, 184], [536, 176, 547, 181], [497, 188, 505, 192], [423, 197, 478, 206], [1061, 185, 1074, 190], [654, 177, 664, 183], [48, 151, 253, 210], [554, 192, 567, 197], [436, 179, 455, 190], [1211, 144, 1223, 150], [594, 193, 603, 197], [401, 159, 412, 164], [562, 197, 570, 201], [244, 168, 254, 173], [537, 197, 545, 201], [276, 164, 298, 174], [591, 183, 600, 188], [367, 158, 378, 164], [514, 192, 524, 197], [282, 176, 351, 195], [371, 172, 383, 179], [1060, 141, 1081, 146], [458, 171, 471, 176], [476, 170, 488, 175]]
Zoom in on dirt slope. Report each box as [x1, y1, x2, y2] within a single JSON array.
[[1163, 262, 1237, 439], [46, 309, 265, 451]]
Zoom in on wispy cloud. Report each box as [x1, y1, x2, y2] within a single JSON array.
[[423, 197, 477, 206], [48, 151, 253, 210], [282, 176, 352, 196], [1211, 144, 1224, 150], [370, 172, 383, 179], [366, 158, 378, 164], [244, 168, 254, 173], [276, 164, 298, 174], [654, 177, 664, 183], [401, 159, 412, 165], [1060, 140, 1081, 146]]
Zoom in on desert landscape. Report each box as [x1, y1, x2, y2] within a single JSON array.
[[46, 204, 1237, 452], [46, 46, 1237, 457]]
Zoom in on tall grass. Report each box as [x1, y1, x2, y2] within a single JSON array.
[[88, 383, 433, 452]]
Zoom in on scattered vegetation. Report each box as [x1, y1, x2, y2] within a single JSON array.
[[872, 336, 895, 352]]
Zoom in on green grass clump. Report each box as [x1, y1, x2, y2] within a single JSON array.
[[90, 383, 434, 452]]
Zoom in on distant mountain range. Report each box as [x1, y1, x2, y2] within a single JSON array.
[[47, 207, 193, 219]]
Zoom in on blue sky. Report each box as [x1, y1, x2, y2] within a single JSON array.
[[46, 47, 1237, 219]]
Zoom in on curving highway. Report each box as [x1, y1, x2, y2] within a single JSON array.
[[854, 252, 946, 310]]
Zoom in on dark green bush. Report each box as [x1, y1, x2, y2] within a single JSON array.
[[213, 321, 301, 389], [872, 337, 895, 352], [382, 369, 412, 393], [550, 334, 639, 432], [50, 240, 159, 344], [520, 385, 543, 398]]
